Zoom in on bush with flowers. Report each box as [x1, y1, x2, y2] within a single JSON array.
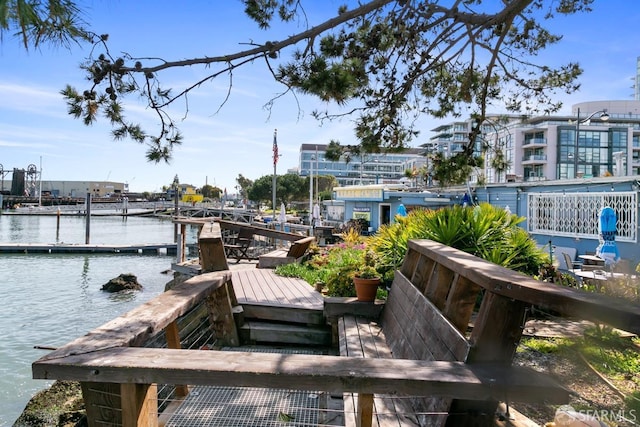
[[275, 239, 391, 299]]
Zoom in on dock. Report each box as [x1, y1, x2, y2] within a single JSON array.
[[0, 242, 178, 254]]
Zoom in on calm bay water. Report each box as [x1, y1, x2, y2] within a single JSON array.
[[0, 213, 197, 425]]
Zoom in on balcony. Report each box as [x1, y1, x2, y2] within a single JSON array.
[[522, 137, 547, 147], [522, 154, 548, 165]]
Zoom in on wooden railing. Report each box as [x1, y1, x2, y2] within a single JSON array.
[[171, 217, 309, 266], [32, 227, 640, 427]]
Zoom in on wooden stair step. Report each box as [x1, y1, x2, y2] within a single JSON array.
[[241, 303, 325, 326], [239, 320, 331, 346]]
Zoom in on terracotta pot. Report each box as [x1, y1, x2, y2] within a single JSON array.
[[353, 276, 380, 302]]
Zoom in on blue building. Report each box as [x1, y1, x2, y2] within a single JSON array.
[[475, 176, 640, 266], [333, 176, 640, 267], [333, 184, 453, 231]]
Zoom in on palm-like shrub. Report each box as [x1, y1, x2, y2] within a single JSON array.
[[369, 203, 547, 276]]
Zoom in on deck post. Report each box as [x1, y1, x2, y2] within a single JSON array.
[[446, 292, 528, 426], [179, 223, 187, 262], [120, 383, 158, 427], [199, 222, 231, 273], [165, 321, 189, 397], [356, 393, 374, 427], [198, 223, 240, 346]]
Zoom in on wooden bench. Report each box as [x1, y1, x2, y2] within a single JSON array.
[[258, 235, 315, 268], [335, 240, 576, 427]]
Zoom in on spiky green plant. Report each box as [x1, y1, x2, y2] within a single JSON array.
[[369, 203, 548, 276]]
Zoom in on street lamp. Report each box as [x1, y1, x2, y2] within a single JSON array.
[[309, 153, 314, 226], [573, 108, 609, 178]]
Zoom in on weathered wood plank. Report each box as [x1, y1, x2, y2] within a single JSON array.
[[198, 222, 230, 273], [34, 348, 570, 404], [241, 304, 325, 325], [443, 274, 481, 334], [399, 248, 420, 280], [263, 270, 318, 306], [38, 272, 231, 361], [240, 321, 330, 346], [232, 269, 323, 309], [469, 293, 528, 364], [383, 272, 470, 362], [425, 264, 455, 310], [255, 269, 291, 306]]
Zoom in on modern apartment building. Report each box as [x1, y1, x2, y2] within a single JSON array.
[[298, 143, 427, 187], [427, 101, 640, 184]]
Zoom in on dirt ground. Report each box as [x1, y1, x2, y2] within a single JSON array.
[[510, 336, 638, 426]]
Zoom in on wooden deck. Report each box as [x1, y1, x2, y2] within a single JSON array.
[[232, 268, 324, 310]]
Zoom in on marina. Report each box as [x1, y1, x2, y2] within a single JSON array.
[[0, 242, 177, 254], [0, 214, 186, 425]]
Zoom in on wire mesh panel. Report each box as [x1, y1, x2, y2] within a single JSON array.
[[528, 191, 637, 242], [165, 386, 321, 427], [162, 346, 343, 427]]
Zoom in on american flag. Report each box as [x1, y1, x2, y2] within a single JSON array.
[[273, 129, 279, 165]]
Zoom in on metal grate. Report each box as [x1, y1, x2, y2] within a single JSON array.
[[163, 346, 336, 426], [165, 386, 321, 427]]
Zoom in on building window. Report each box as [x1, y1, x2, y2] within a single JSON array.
[[528, 191, 637, 242], [557, 127, 627, 179]]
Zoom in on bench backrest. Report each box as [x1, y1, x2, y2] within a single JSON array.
[[287, 236, 315, 258], [381, 271, 470, 362], [380, 269, 471, 425]]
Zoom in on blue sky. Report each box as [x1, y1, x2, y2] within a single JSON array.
[[1, 0, 639, 193]]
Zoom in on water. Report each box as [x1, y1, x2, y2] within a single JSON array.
[[0, 213, 197, 425]]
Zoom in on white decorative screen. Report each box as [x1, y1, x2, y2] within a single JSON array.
[[528, 192, 637, 242]]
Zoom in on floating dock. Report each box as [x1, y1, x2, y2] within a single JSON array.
[[0, 243, 178, 254]]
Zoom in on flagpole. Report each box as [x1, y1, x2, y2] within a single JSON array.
[[272, 129, 278, 221]]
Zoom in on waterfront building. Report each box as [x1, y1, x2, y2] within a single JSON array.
[[424, 101, 640, 185], [332, 176, 640, 266], [1, 178, 127, 198], [298, 143, 426, 187], [333, 183, 453, 232], [475, 176, 640, 266]]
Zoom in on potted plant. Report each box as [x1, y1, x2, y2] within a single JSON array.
[[353, 251, 381, 302]]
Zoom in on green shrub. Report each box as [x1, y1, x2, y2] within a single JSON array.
[[369, 203, 548, 275], [274, 263, 323, 285]]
